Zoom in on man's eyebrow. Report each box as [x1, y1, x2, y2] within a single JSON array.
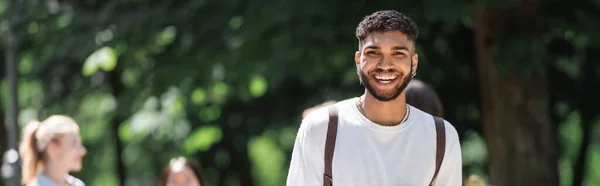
[[365, 46, 380, 50], [392, 46, 409, 51]]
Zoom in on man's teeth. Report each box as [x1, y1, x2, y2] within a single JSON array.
[[375, 75, 397, 80]]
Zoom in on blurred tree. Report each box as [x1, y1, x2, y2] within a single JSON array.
[[472, 1, 559, 185]]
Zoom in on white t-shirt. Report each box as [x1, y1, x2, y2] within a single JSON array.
[[286, 97, 462, 186]]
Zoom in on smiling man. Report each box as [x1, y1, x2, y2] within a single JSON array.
[[286, 10, 462, 186]]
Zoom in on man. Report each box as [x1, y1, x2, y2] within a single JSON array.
[[286, 10, 462, 186]]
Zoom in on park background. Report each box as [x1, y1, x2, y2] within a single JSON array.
[[1, 0, 599, 186]]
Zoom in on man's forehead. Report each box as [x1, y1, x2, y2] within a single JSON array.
[[361, 31, 413, 49]]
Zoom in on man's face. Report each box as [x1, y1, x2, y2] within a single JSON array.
[[355, 31, 418, 101]]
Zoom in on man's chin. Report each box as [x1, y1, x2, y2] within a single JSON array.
[[370, 91, 402, 102]]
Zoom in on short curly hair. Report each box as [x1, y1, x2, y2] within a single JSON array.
[[356, 10, 419, 47]]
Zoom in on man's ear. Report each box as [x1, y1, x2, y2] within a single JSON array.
[[412, 53, 419, 74], [355, 51, 360, 66]]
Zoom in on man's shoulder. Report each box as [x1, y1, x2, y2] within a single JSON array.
[[410, 106, 460, 145], [302, 98, 355, 127], [300, 98, 356, 136]]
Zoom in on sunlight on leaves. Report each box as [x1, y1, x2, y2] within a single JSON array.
[[160, 87, 184, 118], [191, 88, 207, 105], [249, 131, 286, 186], [212, 82, 229, 99], [119, 122, 134, 142], [18, 80, 43, 107], [249, 75, 268, 98], [278, 126, 298, 150], [18, 108, 38, 128], [142, 96, 159, 111], [183, 125, 223, 153], [555, 57, 580, 79], [559, 111, 582, 158], [19, 52, 33, 74], [83, 47, 118, 76], [122, 68, 141, 87], [214, 149, 231, 169], [129, 111, 166, 142], [198, 105, 221, 122], [57, 11, 74, 28], [229, 16, 243, 30], [461, 131, 488, 166], [156, 26, 177, 46], [80, 93, 118, 115], [586, 145, 600, 186], [28, 23, 39, 34], [559, 159, 572, 186], [92, 173, 118, 186]]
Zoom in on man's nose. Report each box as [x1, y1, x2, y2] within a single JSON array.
[[377, 56, 394, 71]]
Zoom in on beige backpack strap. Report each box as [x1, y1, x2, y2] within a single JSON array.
[[429, 116, 446, 186], [323, 105, 339, 186]]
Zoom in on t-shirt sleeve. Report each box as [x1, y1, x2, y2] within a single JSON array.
[[433, 121, 463, 186], [286, 108, 328, 186]]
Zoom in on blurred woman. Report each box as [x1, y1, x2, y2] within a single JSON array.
[[159, 157, 205, 186], [19, 115, 87, 186]]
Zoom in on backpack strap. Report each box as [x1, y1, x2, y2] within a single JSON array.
[[429, 116, 446, 186], [323, 105, 339, 186]]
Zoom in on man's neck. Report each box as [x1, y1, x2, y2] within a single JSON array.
[[43, 162, 68, 186], [359, 91, 408, 126]]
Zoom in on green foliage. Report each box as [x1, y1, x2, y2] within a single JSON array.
[[83, 47, 118, 76], [184, 126, 223, 154], [248, 131, 286, 186], [1, 0, 599, 185]]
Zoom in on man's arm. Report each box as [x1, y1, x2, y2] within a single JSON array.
[[434, 121, 463, 186], [286, 117, 323, 186]]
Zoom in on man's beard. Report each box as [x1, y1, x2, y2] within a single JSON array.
[[358, 65, 413, 102]]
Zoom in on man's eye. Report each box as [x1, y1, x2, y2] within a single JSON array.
[[366, 51, 379, 55]]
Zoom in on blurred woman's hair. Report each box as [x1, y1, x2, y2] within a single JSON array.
[[19, 115, 80, 185], [159, 157, 206, 186], [405, 79, 444, 117]]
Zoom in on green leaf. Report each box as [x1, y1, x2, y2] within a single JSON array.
[[229, 16, 243, 30], [183, 126, 223, 153], [156, 26, 177, 46], [249, 76, 268, 98], [191, 88, 207, 105], [212, 82, 229, 97], [248, 131, 286, 186], [18, 52, 34, 74], [83, 47, 118, 76], [28, 23, 39, 34], [198, 105, 221, 122], [119, 123, 133, 142], [57, 12, 73, 28]]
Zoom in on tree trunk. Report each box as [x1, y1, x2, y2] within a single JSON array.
[[0, 109, 5, 186], [109, 70, 127, 186], [472, 4, 559, 186], [571, 48, 600, 186]]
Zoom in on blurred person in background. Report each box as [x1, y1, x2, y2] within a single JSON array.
[[287, 10, 462, 186], [19, 115, 87, 186], [159, 157, 205, 186], [405, 79, 443, 117]]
